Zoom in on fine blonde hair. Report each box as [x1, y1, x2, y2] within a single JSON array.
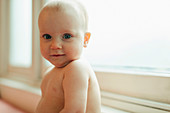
[[39, 0, 89, 32]]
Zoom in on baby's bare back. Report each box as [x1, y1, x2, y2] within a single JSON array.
[[36, 61, 101, 113]]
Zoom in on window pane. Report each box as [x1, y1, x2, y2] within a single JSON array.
[[82, 0, 170, 73], [9, 0, 32, 67]]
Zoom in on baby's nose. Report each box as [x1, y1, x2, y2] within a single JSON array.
[[50, 39, 62, 49]]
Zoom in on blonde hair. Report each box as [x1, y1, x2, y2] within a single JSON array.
[[39, 0, 89, 32]]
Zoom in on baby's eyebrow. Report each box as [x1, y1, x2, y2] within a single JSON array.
[[62, 29, 77, 33], [39, 29, 79, 36], [40, 31, 53, 35], [40, 32, 50, 36]]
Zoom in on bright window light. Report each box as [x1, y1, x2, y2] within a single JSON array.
[[82, 0, 170, 73], [9, 0, 32, 68]]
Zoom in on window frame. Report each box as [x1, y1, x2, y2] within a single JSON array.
[[0, 0, 9, 76], [0, 0, 44, 83], [96, 71, 170, 112]]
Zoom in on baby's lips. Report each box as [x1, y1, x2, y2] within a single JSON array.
[[50, 54, 65, 57]]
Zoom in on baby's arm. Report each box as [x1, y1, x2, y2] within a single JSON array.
[[60, 61, 89, 113]]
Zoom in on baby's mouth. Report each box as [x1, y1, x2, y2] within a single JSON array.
[[50, 54, 65, 57]]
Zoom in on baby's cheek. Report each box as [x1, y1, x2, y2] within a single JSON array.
[[40, 47, 48, 58], [70, 47, 82, 57]]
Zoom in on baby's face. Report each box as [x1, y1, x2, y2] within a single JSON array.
[[38, 8, 85, 68]]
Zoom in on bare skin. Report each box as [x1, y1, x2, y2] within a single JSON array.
[[36, 0, 101, 112], [36, 59, 101, 113]]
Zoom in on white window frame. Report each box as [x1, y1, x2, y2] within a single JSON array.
[[0, 0, 170, 112], [0, 0, 44, 83], [96, 71, 170, 112]]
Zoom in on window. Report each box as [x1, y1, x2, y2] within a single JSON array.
[[81, 0, 170, 74], [7, 0, 35, 79], [9, 0, 32, 68], [0, 0, 43, 81]]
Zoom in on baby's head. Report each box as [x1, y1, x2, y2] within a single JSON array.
[[39, 0, 88, 32], [38, 0, 91, 68]]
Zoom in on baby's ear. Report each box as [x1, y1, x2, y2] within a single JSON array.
[[84, 32, 91, 48]]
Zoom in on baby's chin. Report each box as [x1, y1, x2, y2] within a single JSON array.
[[51, 60, 73, 68]]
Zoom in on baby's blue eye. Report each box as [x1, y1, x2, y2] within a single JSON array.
[[43, 34, 52, 39], [63, 33, 72, 39]]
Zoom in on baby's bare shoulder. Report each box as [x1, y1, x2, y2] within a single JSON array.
[[66, 59, 92, 70], [63, 60, 91, 83], [64, 59, 92, 76]]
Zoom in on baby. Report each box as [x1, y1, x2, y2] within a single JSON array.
[[36, 0, 101, 113]]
